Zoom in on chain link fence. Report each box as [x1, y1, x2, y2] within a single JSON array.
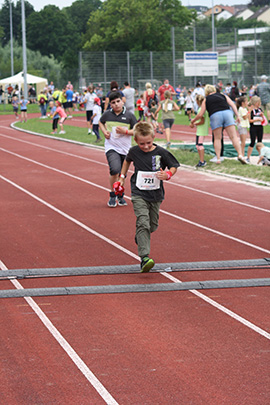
[[79, 25, 270, 93]]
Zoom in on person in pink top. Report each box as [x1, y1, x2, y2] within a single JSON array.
[[158, 79, 176, 101], [52, 101, 67, 134]]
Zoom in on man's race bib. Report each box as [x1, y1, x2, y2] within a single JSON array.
[[136, 171, 160, 190]]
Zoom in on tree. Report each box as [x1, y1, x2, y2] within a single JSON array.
[[26, 5, 81, 68], [0, 0, 34, 46], [83, 0, 195, 52], [0, 40, 62, 84], [64, 0, 102, 34]]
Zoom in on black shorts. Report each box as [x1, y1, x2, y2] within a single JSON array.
[[86, 110, 93, 121], [62, 102, 68, 109], [163, 119, 174, 129], [106, 150, 126, 176], [66, 101, 73, 108]]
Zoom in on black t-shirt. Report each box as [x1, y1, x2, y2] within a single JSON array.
[[250, 108, 263, 127], [206, 93, 230, 117], [126, 144, 180, 202], [100, 106, 137, 127]]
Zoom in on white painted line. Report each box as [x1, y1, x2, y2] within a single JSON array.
[[0, 260, 119, 405], [1, 175, 270, 342], [1, 150, 269, 255], [159, 208, 270, 255], [161, 272, 270, 341], [168, 182, 270, 214], [1, 133, 268, 212]]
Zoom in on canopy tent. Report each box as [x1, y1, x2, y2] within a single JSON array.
[[0, 71, 48, 98]]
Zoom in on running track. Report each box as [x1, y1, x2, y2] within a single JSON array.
[[0, 115, 270, 404]]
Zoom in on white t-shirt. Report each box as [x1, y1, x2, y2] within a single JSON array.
[[238, 106, 250, 128], [92, 104, 101, 125], [84, 92, 97, 111]]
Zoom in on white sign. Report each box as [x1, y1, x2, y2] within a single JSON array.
[[184, 52, 218, 77]]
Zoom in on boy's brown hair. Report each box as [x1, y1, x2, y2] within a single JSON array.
[[134, 121, 154, 140]]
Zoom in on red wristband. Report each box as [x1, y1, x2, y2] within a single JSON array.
[[166, 170, 172, 180], [126, 129, 128, 135]]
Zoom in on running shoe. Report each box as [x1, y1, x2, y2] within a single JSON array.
[[246, 158, 250, 164], [107, 192, 117, 207], [196, 161, 207, 167], [59, 131, 66, 134], [117, 194, 127, 206], [140, 257, 155, 273]]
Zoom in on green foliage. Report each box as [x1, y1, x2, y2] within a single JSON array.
[[83, 0, 195, 51], [0, 41, 62, 85], [64, 0, 102, 33], [0, 0, 34, 46], [26, 5, 81, 68]]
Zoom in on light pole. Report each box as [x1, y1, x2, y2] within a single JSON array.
[[211, 0, 216, 84], [21, 0, 28, 99], [10, 1, 14, 76]]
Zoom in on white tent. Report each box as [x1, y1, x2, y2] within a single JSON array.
[[0, 71, 48, 99]]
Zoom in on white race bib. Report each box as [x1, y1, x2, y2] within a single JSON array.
[[136, 171, 160, 190], [111, 126, 122, 139]]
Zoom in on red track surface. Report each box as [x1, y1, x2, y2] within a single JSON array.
[[0, 115, 270, 404]]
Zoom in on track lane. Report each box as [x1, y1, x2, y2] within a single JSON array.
[[1, 123, 270, 404]]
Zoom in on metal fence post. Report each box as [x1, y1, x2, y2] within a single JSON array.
[[127, 51, 130, 84], [104, 51, 107, 93], [171, 27, 176, 89], [193, 26, 196, 86], [150, 51, 153, 82]]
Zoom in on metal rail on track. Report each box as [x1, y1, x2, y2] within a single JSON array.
[[0, 278, 269, 299], [0, 258, 269, 280]]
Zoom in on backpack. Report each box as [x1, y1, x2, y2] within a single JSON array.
[[147, 91, 158, 108], [40, 96, 45, 105]]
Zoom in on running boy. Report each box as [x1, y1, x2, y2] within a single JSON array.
[[119, 121, 179, 272], [99, 91, 137, 207], [90, 97, 102, 143]]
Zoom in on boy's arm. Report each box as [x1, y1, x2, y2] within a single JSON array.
[[156, 166, 178, 180], [99, 121, 110, 139], [119, 160, 131, 186], [115, 126, 133, 136], [257, 155, 263, 164]]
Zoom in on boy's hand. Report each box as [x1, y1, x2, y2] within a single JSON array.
[[156, 169, 169, 181], [103, 130, 111, 139], [113, 181, 125, 196], [116, 126, 127, 135], [190, 122, 194, 128]]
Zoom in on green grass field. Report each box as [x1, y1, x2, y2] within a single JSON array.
[[10, 110, 270, 185]]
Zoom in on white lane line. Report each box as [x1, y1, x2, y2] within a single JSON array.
[[1, 175, 270, 342], [161, 272, 270, 341], [1, 133, 268, 213], [1, 150, 269, 255], [167, 182, 270, 214], [159, 208, 270, 255], [0, 175, 138, 261], [0, 133, 107, 166], [0, 260, 119, 405]]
